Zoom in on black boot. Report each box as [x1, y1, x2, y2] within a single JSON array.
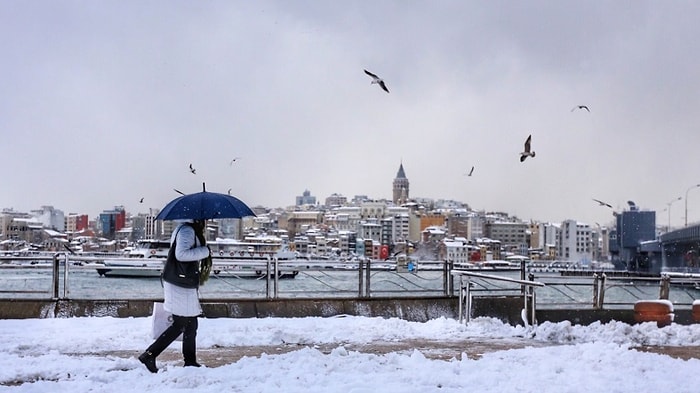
[[181, 316, 201, 368], [138, 351, 158, 373], [141, 316, 188, 373]]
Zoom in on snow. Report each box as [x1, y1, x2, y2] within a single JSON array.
[[2, 316, 700, 392]]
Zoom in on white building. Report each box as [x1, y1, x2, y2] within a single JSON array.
[[558, 219, 593, 264], [441, 237, 477, 265], [32, 206, 65, 232]]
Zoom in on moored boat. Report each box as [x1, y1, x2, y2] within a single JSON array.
[[96, 239, 170, 277], [96, 238, 300, 279]]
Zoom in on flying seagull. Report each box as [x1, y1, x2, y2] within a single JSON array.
[[229, 157, 241, 165], [189, 164, 196, 174], [592, 198, 612, 208], [364, 69, 389, 93], [227, 188, 232, 195], [571, 105, 590, 112], [520, 135, 535, 162], [464, 166, 475, 177], [139, 197, 144, 203]]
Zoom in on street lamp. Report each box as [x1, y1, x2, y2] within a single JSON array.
[[666, 196, 682, 232], [684, 184, 700, 227]]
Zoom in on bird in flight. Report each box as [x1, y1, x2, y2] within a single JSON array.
[[520, 135, 535, 162], [571, 105, 590, 112], [364, 69, 390, 93], [592, 198, 612, 208], [139, 197, 144, 203], [465, 166, 475, 176], [229, 157, 241, 165], [189, 164, 196, 174]]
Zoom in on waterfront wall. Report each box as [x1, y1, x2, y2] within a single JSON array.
[[0, 297, 695, 325]]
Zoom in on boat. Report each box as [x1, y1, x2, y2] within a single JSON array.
[[209, 239, 299, 279], [96, 238, 300, 279], [96, 240, 170, 277]]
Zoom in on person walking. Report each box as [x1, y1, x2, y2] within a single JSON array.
[[139, 219, 210, 373]]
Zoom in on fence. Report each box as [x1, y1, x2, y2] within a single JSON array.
[[1, 255, 699, 311]]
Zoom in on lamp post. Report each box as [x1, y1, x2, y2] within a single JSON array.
[[684, 184, 700, 227], [666, 196, 682, 232]]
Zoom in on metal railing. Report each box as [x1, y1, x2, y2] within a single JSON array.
[[0, 254, 454, 300], [1, 255, 699, 308], [451, 270, 545, 324]]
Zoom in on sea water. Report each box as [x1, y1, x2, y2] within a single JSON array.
[[2, 264, 698, 308]]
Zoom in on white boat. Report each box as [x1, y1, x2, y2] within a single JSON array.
[[96, 240, 170, 277], [96, 239, 300, 279]]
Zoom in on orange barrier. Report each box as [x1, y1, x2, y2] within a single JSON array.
[[634, 300, 674, 328]]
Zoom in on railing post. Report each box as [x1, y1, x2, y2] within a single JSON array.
[[63, 253, 69, 299], [273, 258, 279, 299], [443, 260, 449, 296], [265, 259, 272, 300], [520, 260, 526, 295], [659, 275, 670, 300], [357, 259, 364, 297], [465, 275, 472, 323], [448, 260, 454, 296], [527, 273, 536, 325], [592, 273, 599, 309], [457, 274, 463, 323], [364, 258, 371, 297], [52, 254, 60, 300], [598, 274, 607, 309]]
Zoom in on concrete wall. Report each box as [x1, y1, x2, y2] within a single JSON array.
[[0, 297, 695, 326], [0, 297, 459, 322]]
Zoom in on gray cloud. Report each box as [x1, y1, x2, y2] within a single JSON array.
[[2, 1, 700, 228]]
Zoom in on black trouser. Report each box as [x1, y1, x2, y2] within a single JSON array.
[[146, 315, 198, 364]]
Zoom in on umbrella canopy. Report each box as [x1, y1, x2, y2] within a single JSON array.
[[155, 185, 256, 221]]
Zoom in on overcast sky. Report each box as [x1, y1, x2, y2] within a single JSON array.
[[2, 1, 700, 228]]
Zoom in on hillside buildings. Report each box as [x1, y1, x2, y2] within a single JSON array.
[[2, 161, 659, 268]]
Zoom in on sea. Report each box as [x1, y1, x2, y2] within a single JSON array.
[[2, 261, 699, 309]]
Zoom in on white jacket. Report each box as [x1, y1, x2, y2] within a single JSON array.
[[163, 223, 210, 317]]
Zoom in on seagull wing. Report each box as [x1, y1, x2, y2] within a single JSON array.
[[582, 105, 590, 112], [593, 198, 612, 208], [468, 166, 474, 176], [378, 80, 390, 93], [524, 135, 532, 152], [364, 69, 379, 79]]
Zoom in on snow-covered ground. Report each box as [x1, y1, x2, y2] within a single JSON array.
[[2, 316, 699, 392]]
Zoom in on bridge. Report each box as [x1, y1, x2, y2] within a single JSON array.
[[658, 223, 700, 273]]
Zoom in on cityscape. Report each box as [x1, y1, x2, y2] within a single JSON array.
[[3, 162, 690, 274]]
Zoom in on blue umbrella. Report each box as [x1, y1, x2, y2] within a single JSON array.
[[156, 183, 256, 221]]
